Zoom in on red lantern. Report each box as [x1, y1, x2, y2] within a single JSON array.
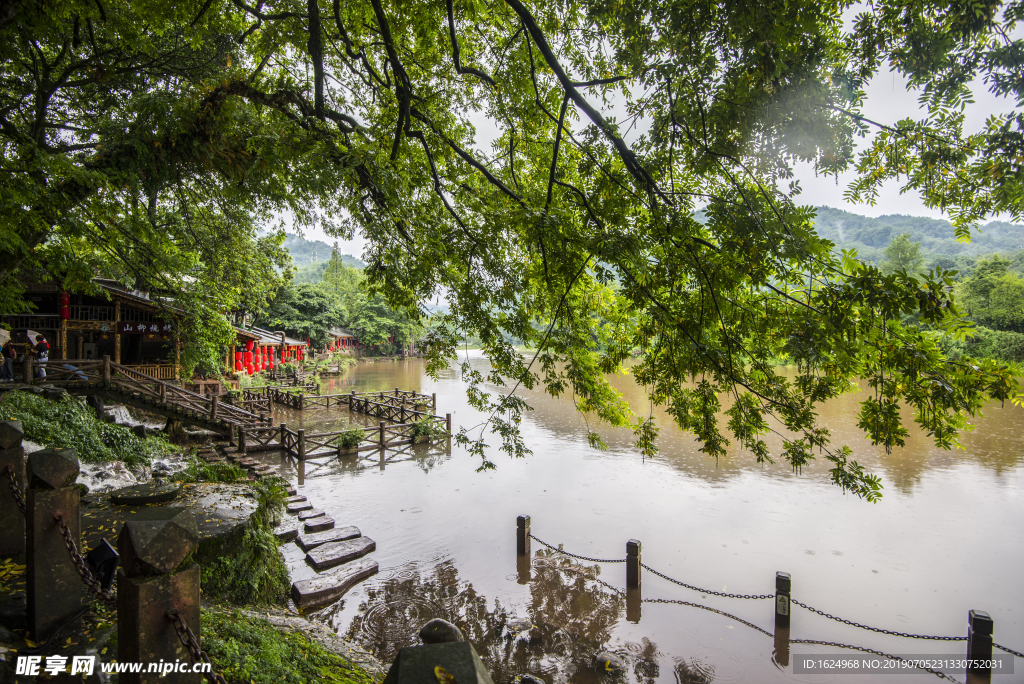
[[59, 292, 71, 320]]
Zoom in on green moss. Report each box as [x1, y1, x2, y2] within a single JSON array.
[[0, 390, 173, 468], [200, 476, 290, 606], [202, 608, 379, 684]]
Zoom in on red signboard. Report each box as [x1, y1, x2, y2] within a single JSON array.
[[117, 321, 173, 335]]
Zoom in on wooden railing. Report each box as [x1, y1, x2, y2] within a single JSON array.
[[36, 358, 268, 431], [123, 363, 176, 380]]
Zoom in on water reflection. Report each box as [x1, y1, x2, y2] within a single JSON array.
[[330, 549, 712, 684]]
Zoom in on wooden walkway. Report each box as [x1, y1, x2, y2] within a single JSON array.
[[37, 358, 268, 433]]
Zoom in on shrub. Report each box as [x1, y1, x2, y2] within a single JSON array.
[[937, 325, 1024, 363], [410, 420, 444, 438], [0, 391, 173, 468], [173, 455, 246, 483], [335, 427, 365, 449]]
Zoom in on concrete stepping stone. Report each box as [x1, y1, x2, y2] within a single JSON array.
[[285, 495, 307, 504], [285, 486, 297, 496], [297, 508, 324, 521], [287, 500, 314, 513], [304, 515, 334, 533], [109, 482, 181, 505], [273, 523, 299, 542], [296, 525, 361, 552], [306, 536, 376, 571], [252, 465, 274, 473], [239, 458, 259, 466], [291, 558, 378, 609]]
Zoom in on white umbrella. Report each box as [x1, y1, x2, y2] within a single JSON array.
[[26, 330, 43, 343], [0, 329, 9, 345]]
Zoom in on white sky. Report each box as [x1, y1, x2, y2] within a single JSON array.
[[290, 15, 1020, 257]]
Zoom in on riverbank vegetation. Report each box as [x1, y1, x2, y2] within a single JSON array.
[[0, 391, 174, 469]]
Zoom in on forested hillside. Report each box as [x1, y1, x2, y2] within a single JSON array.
[[283, 233, 364, 269], [812, 207, 1024, 263]]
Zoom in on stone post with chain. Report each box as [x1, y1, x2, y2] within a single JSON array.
[[26, 448, 82, 640], [0, 420, 26, 555], [117, 507, 202, 684]]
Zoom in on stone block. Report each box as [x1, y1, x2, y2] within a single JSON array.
[[286, 500, 313, 513], [297, 508, 324, 520], [109, 482, 181, 505], [304, 515, 334, 533], [291, 558, 377, 609], [0, 444, 25, 555], [117, 564, 201, 684], [118, 508, 199, 577], [26, 487, 82, 640], [419, 618, 464, 644], [27, 448, 79, 490], [0, 420, 23, 449], [382, 642, 494, 684], [305, 536, 375, 571], [296, 525, 361, 552]]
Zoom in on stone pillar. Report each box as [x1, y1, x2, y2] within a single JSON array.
[[26, 448, 82, 640], [0, 421, 26, 555], [117, 508, 201, 684]]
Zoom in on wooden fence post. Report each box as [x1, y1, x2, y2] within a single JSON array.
[[209, 394, 219, 421], [395, 387, 399, 397], [966, 610, 994, 683], [775, 571, 791, 629], [379, 421, 386, 448], [239, 428, 247, 454], [101, 355, 110, 384], [280, 423, 287, 452], [22, 355, 33, 384], [773, 571, 791, 667], [432, 393, 437, 412], [626, 539, 641, 589], [516, 515, 530, 556], [297, 429, 306, 460], [350, 390, 355, 407], [446, 413, 452, 434], [159, 382, 166, 404]]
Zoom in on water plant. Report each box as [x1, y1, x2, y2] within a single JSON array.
[[335, 427, 366, 450]]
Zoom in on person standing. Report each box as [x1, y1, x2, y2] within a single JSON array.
[[30, 334, 48, 379], [0, 339, 16, 382]]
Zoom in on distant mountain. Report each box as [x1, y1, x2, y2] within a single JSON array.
[[810, 207, 1024, 262], [282, 233, 364, 268]]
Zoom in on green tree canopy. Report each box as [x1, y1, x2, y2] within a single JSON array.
[[880, 234, 925, 276], [2, 0, 1022, 498], [260, 283, 344, 347]]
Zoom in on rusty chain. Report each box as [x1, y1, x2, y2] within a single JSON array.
[[640, 562, 774, 600], [166, 610, 228, 684], [791, 599, 967, 641], [4, 464, 25, 514], [529, 534, 626, 563], [54, 513, 117, 605]]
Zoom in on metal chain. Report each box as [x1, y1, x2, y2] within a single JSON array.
[[791, 599, 966, 641], [166, 610, 228, 684], [529, 534, 626, 563], [790, 639, 963, 682], [994, 643, 1024, 659], [640, 562, 773, 600], [4, 465, 25, 515], [54, 513, 116, 605], [642, 597, 775, 637]]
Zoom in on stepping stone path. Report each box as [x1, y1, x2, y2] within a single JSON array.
[[304, 515, 335, 533], [287, 500, 314, 513], [296, 526, 361, 552], [205, 438, 378, 611], [305, 536, 375, 571], [291, 558, 378, 609]]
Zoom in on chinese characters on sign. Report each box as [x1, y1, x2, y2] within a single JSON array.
[[115, 321, 173, 334]]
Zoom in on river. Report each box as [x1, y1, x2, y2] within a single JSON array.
[[255, 351, 1024, 683]]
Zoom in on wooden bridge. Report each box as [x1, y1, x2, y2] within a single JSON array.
[[32, 357, 269, 433]]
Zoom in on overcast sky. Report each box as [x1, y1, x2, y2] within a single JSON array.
[[290, 19, 1019, 258]]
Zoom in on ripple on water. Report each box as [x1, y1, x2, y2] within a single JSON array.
[[687, 646, 744, 682], [359, 595, 446, 645]]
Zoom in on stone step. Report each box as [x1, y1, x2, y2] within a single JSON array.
[[273, 523, 299, 542], [304, 515, 334, 533], [285, 495, 307, 504], [291, 558, 378, 609], [239, 458, 259, 466], [297, 508, 324, 521], [201, 455, 225, 464], [306, 536, 376, 571], [252, 465, 274, 473], [295, 526, 361, 552], [287, 500, 314, 513], [285, 486, 297, 496]]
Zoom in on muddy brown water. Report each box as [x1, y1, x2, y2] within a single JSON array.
[[249, 352, 1024, 683]]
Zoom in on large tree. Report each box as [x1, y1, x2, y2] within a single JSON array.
[[2, 0, 1022, 498]]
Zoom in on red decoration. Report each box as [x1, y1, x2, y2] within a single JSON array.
[[245, 340, 254, 352]]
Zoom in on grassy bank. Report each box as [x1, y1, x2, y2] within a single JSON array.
[[0, 390, 174, 469]]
